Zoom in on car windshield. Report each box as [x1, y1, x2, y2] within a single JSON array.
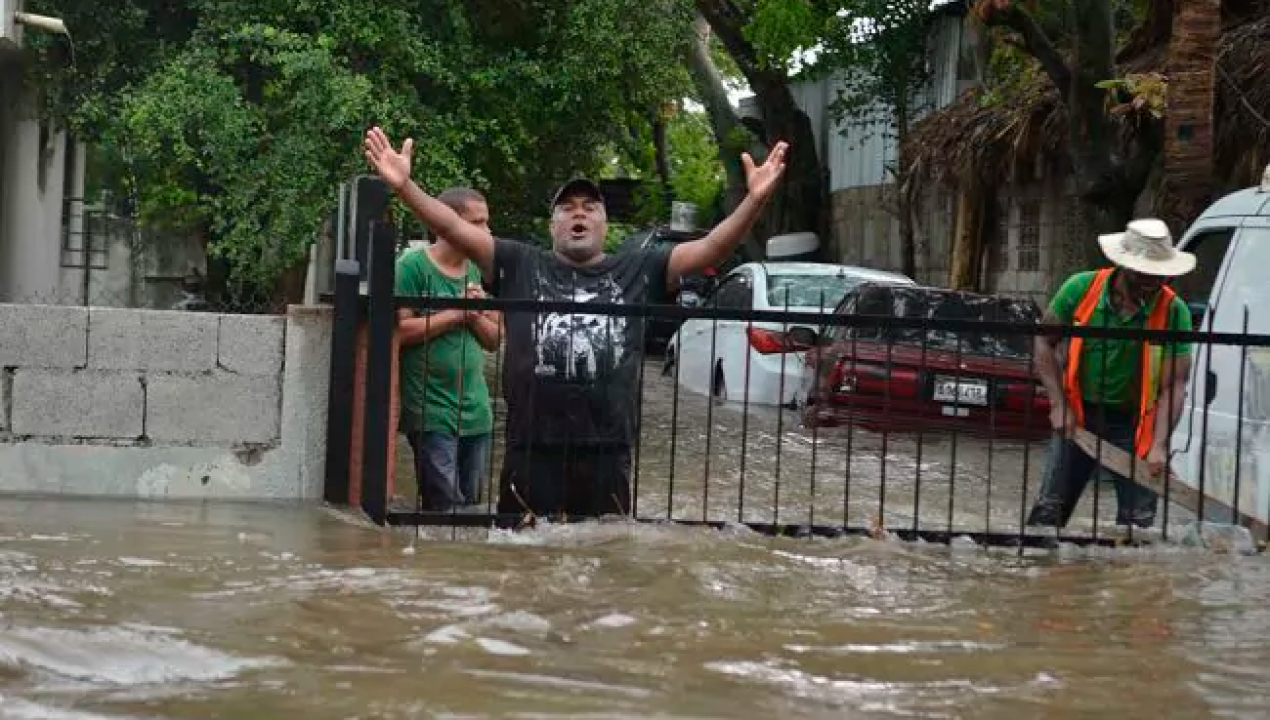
[[849, 286, 1038, 358], [766, 273, 865, 309]]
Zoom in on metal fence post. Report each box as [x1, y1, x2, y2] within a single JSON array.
[[323, 259, 361, 505], [360, 219, 397, 524]]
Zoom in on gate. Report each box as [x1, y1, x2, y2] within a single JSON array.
[[322, 181, 1270, 552]]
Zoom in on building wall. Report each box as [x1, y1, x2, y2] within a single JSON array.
[[0, 72, 87, 304], [55, 203, 207, 309], [0, 303, 331, 500], [828, 184, 957, 285]]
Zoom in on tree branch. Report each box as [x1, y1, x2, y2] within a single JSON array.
[[990, 3, 1072, 99], [694, 0, 765, 88], [685, 14, 747, 145]]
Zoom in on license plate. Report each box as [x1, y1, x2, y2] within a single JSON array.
[[931, 376, 988, 406]]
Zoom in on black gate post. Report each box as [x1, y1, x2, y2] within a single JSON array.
[[323, 258, 361, 505], [360, 218, 397, 524]]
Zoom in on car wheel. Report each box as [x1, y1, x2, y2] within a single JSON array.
[[712, 363, 727, 402]]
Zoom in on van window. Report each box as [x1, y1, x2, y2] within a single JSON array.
[[1172, 228, 1236, 307], [1206, 227, 1270, 423], [1208, 227, 1270, 333]]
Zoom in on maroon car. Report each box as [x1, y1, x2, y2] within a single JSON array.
[[797, 284, 1052, 440]]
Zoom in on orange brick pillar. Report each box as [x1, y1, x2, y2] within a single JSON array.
[[349, 321, 400, 507]]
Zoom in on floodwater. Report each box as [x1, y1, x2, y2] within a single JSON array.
[[422, 360, 1195, 541], [4, 362, 1269, 719], [2, 499, 1269, 719]]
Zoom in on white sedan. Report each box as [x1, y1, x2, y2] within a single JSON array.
[[665, 262, 915, 408]]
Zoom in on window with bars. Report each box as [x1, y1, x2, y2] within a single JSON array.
[[1017, 199, 1041, 271], [990, 199, 1009, 273]]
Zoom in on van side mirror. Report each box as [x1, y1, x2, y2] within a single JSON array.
[[787, 326, 819, 349], [1187, 301, 1208, 327]]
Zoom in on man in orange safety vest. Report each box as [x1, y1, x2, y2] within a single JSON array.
[[1026, 218, 1197, 529]]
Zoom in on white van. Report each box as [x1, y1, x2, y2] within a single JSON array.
[[1169, 165, 1270, 531]]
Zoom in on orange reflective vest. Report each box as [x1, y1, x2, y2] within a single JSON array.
[[1063, 268, 1177, 458]]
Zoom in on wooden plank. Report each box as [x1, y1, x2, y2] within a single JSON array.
[[1071, 427, 1269, 537]]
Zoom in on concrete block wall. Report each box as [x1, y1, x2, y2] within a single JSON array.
[[0, 303, 332, 501]]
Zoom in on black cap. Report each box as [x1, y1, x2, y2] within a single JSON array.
[[550, 177, 605, 209]]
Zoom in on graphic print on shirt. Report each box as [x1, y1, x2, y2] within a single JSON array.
[[532, 274, 628, 382]]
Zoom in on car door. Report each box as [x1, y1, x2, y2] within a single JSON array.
[[677, 270, 753, 399], [713, 269, 757, 400], [675, 270, 744, 396], [1170, 219, 1270, 527]]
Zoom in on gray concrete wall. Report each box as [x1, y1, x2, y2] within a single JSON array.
[[0, 303, 331, 501], [0, 116, 72, 304]]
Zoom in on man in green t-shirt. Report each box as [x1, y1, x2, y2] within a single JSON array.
[[396, 187, 502, 511], [1026, 218, 1197, 529]]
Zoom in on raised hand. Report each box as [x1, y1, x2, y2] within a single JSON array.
[[363, 127, 414, 191], [742, 141, 789, 203]]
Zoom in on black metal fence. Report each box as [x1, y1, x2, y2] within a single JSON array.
[[324, 221, 1270, 552]]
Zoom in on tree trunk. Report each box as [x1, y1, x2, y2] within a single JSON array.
[[1118, 0, 1175, 61], [684, 14, 765, 259], [1053, 0, 1143, 282], [651, 111, 672, 199], [895, 103, 917, 279], [746, 74, 825, 255], [1157, 0, 1220, 238], [694, 0, 826, 260], [1066, 0, 1119, 216], [948, 181, 987, 291]]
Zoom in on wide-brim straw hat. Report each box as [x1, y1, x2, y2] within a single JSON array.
[[1097, 218, 1197, 277]]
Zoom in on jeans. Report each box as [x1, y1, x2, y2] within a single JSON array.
[[407, 431, 492, 511], [1026, 404, 1159, 528]]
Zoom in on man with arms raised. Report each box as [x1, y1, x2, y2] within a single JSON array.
[[364, 127, 788, 521]]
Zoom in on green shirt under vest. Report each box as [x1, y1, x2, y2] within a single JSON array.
[[1049, 269, 1193, 407], [395, 247, 493, 437]]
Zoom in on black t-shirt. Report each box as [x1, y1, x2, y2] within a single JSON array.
[[489, 238, 673, 448]]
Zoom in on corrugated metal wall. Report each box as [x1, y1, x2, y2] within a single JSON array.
[[738, 10, 973, 277], [776, 12, 967, 193]]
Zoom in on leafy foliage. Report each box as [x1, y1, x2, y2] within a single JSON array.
[[27, 0, 696, 289], [743, 0, 937, 134], [743, 0, 826, 72], [819, 0, 936, 132], [1096, 72, 1168, 120], [667, 109, 727, 224]]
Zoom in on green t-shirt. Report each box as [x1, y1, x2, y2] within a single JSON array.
[[1050, 269, 1193, 407], [395, 248, 493, 437]]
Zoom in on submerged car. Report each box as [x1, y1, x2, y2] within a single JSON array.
[[667, 262, 915, 407], [796, 283, 1052, 439]]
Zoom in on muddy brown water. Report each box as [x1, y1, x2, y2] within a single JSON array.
[[2, 498, 1268, 719], [412, 360, 1190, 539], [4, 364, 1266, 719]]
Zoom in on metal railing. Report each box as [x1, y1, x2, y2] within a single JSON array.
[[324, 222, 1270, 552]]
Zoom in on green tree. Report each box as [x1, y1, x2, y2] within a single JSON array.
[[668, 107, 728, 225], [27, 0, 695, 301], [601, 103, 727, 229]]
